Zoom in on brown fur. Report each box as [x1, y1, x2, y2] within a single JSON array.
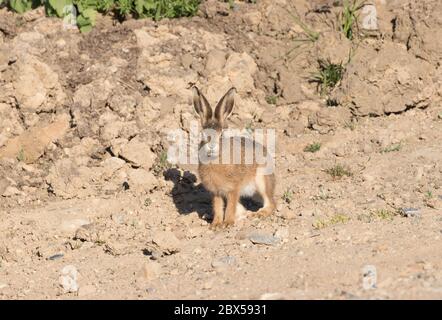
[[192, 86, 276, 228]]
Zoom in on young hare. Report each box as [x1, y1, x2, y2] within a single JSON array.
[[192, 86, 276, 227]]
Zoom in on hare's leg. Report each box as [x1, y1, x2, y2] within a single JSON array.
[[255, 173, 276, 217], [211, 195, 224, 228], [224, 190, 240, 226]]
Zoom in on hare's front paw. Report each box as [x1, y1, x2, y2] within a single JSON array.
[[210, 220, 223, 230], [222, 218, 235, 228], [256, 207, 273, 218]]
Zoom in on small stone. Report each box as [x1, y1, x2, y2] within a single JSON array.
[[0, 178, 10, 195], [111, 213, 126, 224], [0, 283, 8, 290], [60, 219, 90, 234], [202, 281, 213, 290], [127, 168, 157, 190], [274, 227, 289, 242], [181, 53, 193, 69], [243, 11, 262, 26], [2, 186, 22, 197], [205, 49, 227, 74], [400, 208, 421, 218], [141, 261, 162, 281], [119, 136, 155, 169], [281, 208, 296, 220], [78, 285, 96, 297], [146, 230, 181, 256], [259, 292, 285, 300], [48, 253, 64, 261], [248, 232, 280, 246], [59, 265, 79, 293], [211, 256, 236, 269], [74, 223, 102, 243]]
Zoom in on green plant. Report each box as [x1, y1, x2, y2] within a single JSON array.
[[311, 59, 344, 96], [8, 0, 41, 13], [45, 0, 72, 17], [144, 197, 152, 207], [16, 147, 25, 162], [381, 143, 402, 153], [116, 0, 132, 16], [373, 209, 397, 221], [282, 4, 319, 60], [325, 164, 352, 179], [135, 0, 200, 20], [313, 214, 350, 230], [152, 150, 172, 176], [265, 95, 277, 105], [285, 6, 319, 43], [6, 0, 201, 32], [304, 142, 321, 153], [76, 8, 97, 32], [340, 0, 365, 40], [282, 188, 293, 204]]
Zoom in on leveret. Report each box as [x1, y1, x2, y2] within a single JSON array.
[[192, 86, 276, 228]]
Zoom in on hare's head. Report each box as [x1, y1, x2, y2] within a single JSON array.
[[192, 86, 236, 159]]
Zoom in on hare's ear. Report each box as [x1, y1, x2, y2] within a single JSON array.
[[214, 87, 236, 126], [192, 86, 212, 125]]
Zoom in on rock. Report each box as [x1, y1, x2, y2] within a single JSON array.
[[424, 197, 438, 209], [0, 103, 24, 143], [0, 114, 70, 164], [108, 94, 137, 120], [11, 54, 66, 114], [134, 28, 161, 48], [211, 256, 236, 269], [99, 112, 124, 141], [248, 232, 281, 246], [127, 168, 158, 191], [0, 283, 8, 290], [202, 281, 213, 290], [181, 53, 193, 69], [361, 4, 378, 31], [141, 261, 162, 281], [74, 223, 103, 243], [104, 242, 132, 256], [280, 207, 296, 220], [243, 11, 262, 26], [60, 219, 90, 234], [2, 186, 22, 197], [337, 43, 435, 116], [274, 227, 289, 242], [48, 253, 64, 261], [78, 284, 96, 297], [101, 157, 125, 177], [36, 243, 65, 260], [259, 292, 285, 300], [46, 159, 101, 199], [119, 136, 155, 169], [146, 230, 181, 256], [224, 52, 257, 93], [59, 265, 79, 293], [111, 213, 126, 225], [0, 178, 9, 195], [205, 49, 227, 74], [400, 208, 421, 218]]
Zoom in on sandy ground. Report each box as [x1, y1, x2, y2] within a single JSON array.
[[0, 0, 441, 299]]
